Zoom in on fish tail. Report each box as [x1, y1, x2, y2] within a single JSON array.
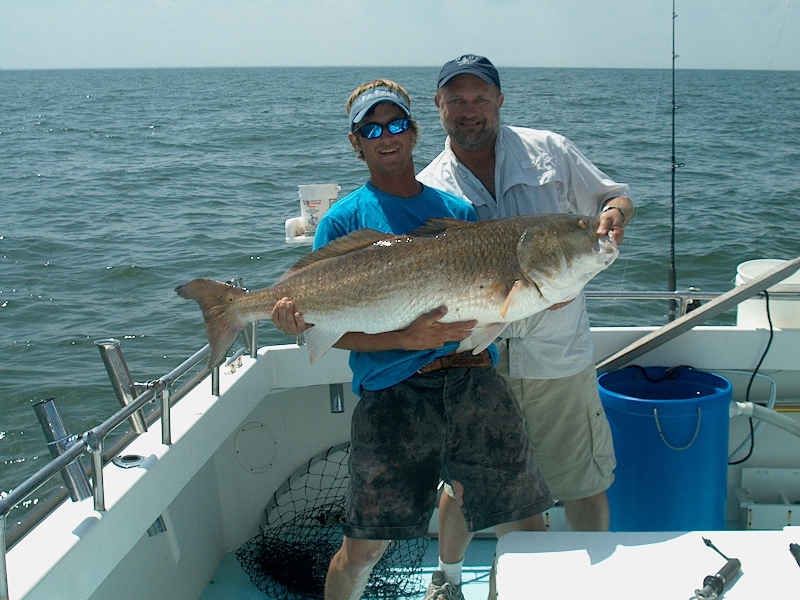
[[175, 278, 247, 367]]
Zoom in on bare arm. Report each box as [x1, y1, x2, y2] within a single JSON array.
[[334, 307, 476, 352]]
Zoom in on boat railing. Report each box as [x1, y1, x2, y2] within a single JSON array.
[[0, 322, 258, 600], [0, 285, 796, 599], [585, 288, 723, 314]]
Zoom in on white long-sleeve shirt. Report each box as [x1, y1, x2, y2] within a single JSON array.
[[418, 125, 630, 379]]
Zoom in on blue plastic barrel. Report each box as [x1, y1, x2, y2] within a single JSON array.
[[598, 366, 732, 531]]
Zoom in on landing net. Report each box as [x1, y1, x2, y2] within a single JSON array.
[[236, 443, 428, 599]]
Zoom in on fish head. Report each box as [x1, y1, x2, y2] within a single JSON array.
[[515, 215, 619, 303]]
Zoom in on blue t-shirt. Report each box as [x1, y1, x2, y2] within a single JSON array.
[[313, 181, 490, 396]]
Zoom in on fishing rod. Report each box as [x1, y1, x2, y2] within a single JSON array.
[[668, 0, 684, 321]]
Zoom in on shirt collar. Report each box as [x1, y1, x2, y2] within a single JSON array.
[[444, 126, 534, 200], [443, 137, 495, 210]]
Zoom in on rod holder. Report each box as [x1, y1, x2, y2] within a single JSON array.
[[95, 338, 147, 434], [84, 431, 105, 512], [33, 397, 92, 502], [230, 279, 259, 359], [211, 365, 220, 396], [160, 386, 172, 445], [242, 321, 258, 359], [329, 383, 344, 413]]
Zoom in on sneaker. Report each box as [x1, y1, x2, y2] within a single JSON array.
[[424, 570, 465, 600]]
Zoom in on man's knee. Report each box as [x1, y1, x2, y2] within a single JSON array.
[[563, 492, 610, 531], [337, 537, 389, 573]]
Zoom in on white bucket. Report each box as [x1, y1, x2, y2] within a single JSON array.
[[735, 259, 800, 328], [298, 184, 340, 234]]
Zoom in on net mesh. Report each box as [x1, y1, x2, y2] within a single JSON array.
[[236, 443, 428, 599]]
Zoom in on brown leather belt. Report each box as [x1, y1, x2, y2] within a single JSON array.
[[418, 349, 492, 374]]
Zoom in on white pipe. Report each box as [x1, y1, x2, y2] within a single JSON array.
[[721, 370, 777, 411], [731, 401, 800, 439], [722, 370, 777, 461]]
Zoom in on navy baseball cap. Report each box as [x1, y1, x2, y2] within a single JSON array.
[[348, 87, 411, 130], [437, 55, 501, 90]]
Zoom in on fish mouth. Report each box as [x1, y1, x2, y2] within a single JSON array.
[[595, 234, 619, 266]]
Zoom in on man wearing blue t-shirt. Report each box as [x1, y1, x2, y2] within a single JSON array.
[[271, 80, 551, 600]]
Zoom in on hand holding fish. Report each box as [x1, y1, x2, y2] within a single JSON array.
[[388, 306, 478, 351], [547, 299, 574, 311], [598, 196, 634, 244], [271, 297, 311, 335]]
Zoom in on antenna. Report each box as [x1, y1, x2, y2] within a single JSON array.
[[668, 0, 684, 321]]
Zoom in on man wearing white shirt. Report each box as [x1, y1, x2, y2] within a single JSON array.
[[418, 54, 634, 599]]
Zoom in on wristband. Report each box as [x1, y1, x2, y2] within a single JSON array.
[[602, 204, 626, 222]]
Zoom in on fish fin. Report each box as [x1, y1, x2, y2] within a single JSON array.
[[410, 217, 475, 237], [303, 326, 344, 364], [279, 229, 401, 280], [456, 323, 510, 355], [175, 279, 248, 367], [501, 280, 525, 319]]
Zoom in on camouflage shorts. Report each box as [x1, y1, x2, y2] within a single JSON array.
[[343, 364, 553, 540]]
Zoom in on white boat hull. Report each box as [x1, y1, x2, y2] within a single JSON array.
[[6, 326, 800, 599]]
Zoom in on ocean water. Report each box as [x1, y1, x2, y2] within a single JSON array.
[[2, 67, 799, 506]]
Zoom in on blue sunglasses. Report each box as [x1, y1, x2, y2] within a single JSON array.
[[354, 118, 411, 140]]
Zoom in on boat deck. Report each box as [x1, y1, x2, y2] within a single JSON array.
[[199, 525, 800, 600], [200, 529, 800, 600], [199, 537, 496, 600]]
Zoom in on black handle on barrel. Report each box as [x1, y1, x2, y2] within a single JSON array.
[[693, 558, 741, 599]]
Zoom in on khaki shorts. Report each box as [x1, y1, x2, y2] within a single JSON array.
[[496, 351, 616, 501]]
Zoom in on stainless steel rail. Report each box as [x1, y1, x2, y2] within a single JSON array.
[[0, 324, 258, 600], [586, 288, 800, 318], [0, 344, 208, 517], [585, 288, 722, 317]]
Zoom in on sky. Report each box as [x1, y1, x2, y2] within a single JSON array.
[[2, 0, 798, 71]]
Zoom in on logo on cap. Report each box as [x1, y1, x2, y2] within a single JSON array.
[[348, 87, 411, 130], [455, 55, 481, 65]]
